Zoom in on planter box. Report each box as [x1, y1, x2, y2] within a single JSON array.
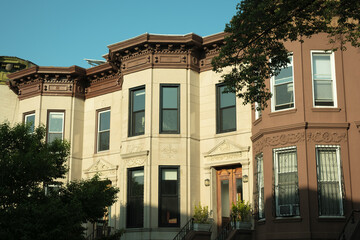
[[236, 221, 252, 229], [193, 223, 212, 231]]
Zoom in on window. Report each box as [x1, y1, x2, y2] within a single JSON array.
[[316, 145, 343, 216], [97, 109, 110, 152], [255, 102, 262, 120], [272, 56, 295, 111], [160, 85, 180, 133], [24, 111, 35, 133], [127, 167, 144, 228], [273, 147, 300, 217], [256, 154, 265, 219], [216, 84, 236, 133], [159, 166, 179, 227], [129, 86, 145, 137], [47, 111, 64, 143], [311, 52, 336, 107]]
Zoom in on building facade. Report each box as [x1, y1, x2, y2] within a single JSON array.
[[3, 33, 253, 240], [1, 32, 359, 240], [252, 34, 360, 240]]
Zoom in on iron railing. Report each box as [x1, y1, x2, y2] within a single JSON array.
[[215, 216, 235, 240], [338, 209, 360, 240], [172, 218, 194, 240], [86, 226, 114, 240]]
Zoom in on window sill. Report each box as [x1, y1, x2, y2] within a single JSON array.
[[273, 216, 302, 223], [257, 219, 266, 225], [94, 150, 110, 156], [317, 216, 346, 222], [253, 117, 262, 126], [311, 107, 341, 112], [269, 108, 297, 117]]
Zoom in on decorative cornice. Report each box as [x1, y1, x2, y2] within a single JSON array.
[[307, 131, 347, 143], [253, 132, 305, 154], [7, 32, 227, 100]]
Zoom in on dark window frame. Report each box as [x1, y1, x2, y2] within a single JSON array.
[[160, 84, 180, 134], [129, 85, 146, 137], [158, 166, 180, 227], [127, 167, 144, 228], [95, 107, 111, 153], [46, 110, 65, 143], [216, 84, 236, 133]]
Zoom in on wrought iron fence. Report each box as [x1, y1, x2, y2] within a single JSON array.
[[338, 209, 360, 240], [172, 218, 194, 240]]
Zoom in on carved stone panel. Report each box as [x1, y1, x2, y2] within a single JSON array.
[[253, 132, 305, 154], [84, 159, 118, 184], [307, 131, 347, 143]]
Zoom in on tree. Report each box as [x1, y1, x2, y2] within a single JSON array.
[[212, 0, 360, 109], [0, 123, 119, 240]]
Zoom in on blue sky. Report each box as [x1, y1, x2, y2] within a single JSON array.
[[1, 0, 238, 68]]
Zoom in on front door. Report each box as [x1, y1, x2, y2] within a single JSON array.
[[216, 166, 242, 228]]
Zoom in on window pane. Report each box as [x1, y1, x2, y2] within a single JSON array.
[[133, 111, 145, 135], [162, 109, 178, 132], [317, 147, 343, 216], [275, 66, 293, 84], [162, 169, 177, 180], [48, 133, 62, 143], [221, 180, 230, 217], [221, 107, 236, 131], [159, 168, 179, 227], [314, 80, 333, 101], [275, 148, 299, 216], [257, 155, 265, 219], [162, 87, 178, 109], [313, 55, 331, 80], [127, 168, 144, 228], [98, 131, 110, 151], [133, 89, 145, 112], [25, 114, 35, 133], [99, 111, 110, 131], [219, 86, 235, 108], [160, 196, 179, 225], [49, 113, 63, 132], [275, 83, 294, 106]]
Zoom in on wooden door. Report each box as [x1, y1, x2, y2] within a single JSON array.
[[216, 167, 242, 228]]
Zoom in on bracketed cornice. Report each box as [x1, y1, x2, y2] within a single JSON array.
[[7, 32, 226, 100]]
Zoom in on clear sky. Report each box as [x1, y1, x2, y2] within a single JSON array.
[[1, 0, 239, 68]]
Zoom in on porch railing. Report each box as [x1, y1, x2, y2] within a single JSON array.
[[172, 218, 194, 240], [338, 209, 360, 240], [215, 216, 235, 240]]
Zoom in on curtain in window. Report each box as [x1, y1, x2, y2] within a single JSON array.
[[317, 146, 343, 216], [256, 154, 265, 219], [275, 149, 299, 216]]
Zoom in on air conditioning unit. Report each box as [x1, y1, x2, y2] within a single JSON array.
[[278, 204, 299, 216]]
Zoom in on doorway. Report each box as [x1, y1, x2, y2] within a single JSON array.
[[216, 166, 242, 228]]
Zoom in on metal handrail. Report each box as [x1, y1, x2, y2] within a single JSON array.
[[173, 218, 194, 240], [215, 216, 235, 240], [338, 209, 360, 240]]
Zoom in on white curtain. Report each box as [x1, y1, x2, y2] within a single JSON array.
[[317, 146, 343, 216]]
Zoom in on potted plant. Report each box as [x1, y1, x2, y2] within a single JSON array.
[[193, 202, 211, 231], [231, 200, 252, 229]]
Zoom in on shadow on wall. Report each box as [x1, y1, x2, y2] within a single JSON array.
[[254, 187, 359, 240]]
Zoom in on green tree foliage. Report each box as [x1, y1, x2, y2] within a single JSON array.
[[212, 0, 360, 109], [0, 123, 119, 240]]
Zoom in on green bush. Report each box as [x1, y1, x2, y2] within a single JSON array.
[[231, 200, 252, 222], [193, 202, 209, 224]]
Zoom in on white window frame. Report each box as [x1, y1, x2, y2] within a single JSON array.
[[47, 111, 64, 143], [311, 50, 337, 108], [316, 145, 343, 216], [97, 109, 111, 152], [255, 102, 261, 120], [271, 55, 295, 112], [24, 112, 35, 133], [273, 146, 300, 217]]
